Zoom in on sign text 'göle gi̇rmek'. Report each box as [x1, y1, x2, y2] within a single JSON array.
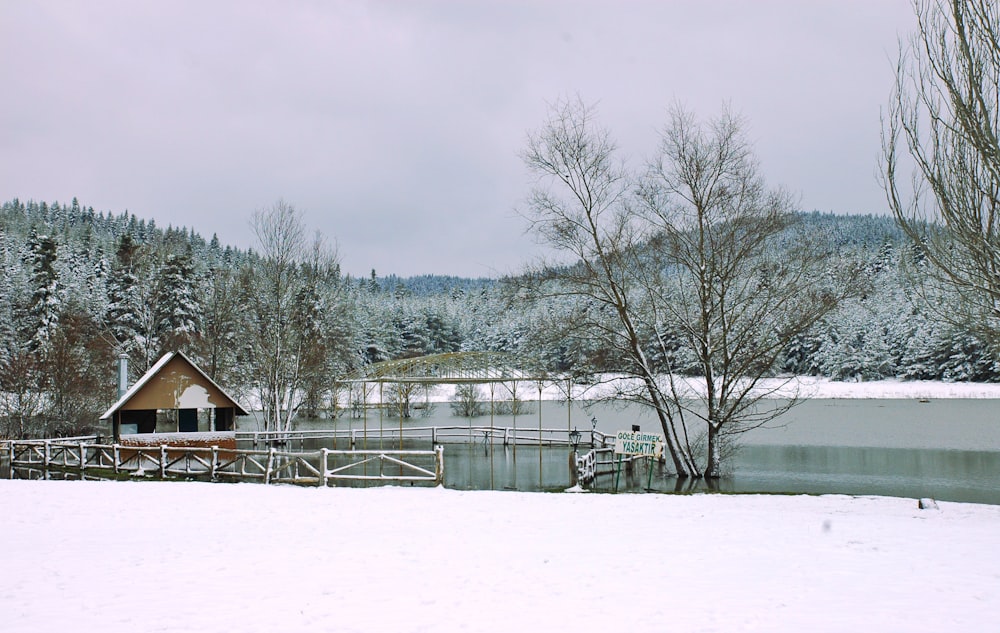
[[613, 430, 664, 458]]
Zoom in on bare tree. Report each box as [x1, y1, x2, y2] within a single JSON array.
[[43, 307, 116, 436], [523, 98, 855, 478], [450, 384, 487, 418], [197, 266, 241, 385], [883, 0, 1000, 348], [523, 97, 700, 477], [640, 106, 855, 477], [0, 350, 44, 438], [243, 200, 344, 432]]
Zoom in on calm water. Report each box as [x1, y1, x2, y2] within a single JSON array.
[[256, 398, 1000, 503], [11, 399, 996, 503]]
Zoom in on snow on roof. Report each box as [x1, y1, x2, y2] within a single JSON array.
[[99, 351, 248, 420]]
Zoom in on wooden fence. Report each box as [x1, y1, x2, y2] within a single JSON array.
[[7, 439, 444, 487]]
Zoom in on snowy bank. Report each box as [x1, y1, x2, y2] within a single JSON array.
[[762, 376, 1000, 399], [2, 479, 998, 632], [569, 375, 1000, 400], [386, 376, 1000, 404]]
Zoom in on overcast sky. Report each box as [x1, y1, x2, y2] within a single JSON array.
[[1, 0, 916, 277]]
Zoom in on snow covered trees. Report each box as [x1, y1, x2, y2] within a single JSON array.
[[884, 0, 1000, 350], [25, 231, 60, 351], [155, 250, 201, 353], [3, 193, 1000, 440], [105, 233, 157, 372]]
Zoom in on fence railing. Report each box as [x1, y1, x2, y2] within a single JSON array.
[[239, 426, 614, 450], [570, 446, 647, 488], [7, 439, 444, 487]]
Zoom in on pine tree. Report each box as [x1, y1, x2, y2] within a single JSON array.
[[25, 230, 61, 352], [155, 250, 202, 354], [105, 234, 157, 370]]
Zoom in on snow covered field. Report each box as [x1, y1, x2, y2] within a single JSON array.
[[561, 375, 1000, 401], [397, 376, 1000, 406], [3, 479, 998, 632]]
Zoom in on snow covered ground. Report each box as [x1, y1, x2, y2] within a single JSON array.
[[3, 479, 998, 632]]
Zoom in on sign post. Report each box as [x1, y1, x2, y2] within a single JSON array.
[[613, 430, 664, 492]]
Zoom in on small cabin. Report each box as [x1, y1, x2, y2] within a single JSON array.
[[100, 351, 248, 448]]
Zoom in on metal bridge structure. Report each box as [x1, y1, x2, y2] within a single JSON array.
[[343, 351, 555, 385]]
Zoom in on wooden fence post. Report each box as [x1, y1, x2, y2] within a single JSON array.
[[43, 441, 50, 468], [320, 448, 329, 487], [435, 445, 445, 486], [113, 445, 120, 473], [211, 446, 218, 480], [159, 445, 167, 478], [79, 442, 87, 471], [265, 447, 275, 484]]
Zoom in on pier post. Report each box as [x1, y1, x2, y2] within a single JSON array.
[[569, 450, 579, 488]]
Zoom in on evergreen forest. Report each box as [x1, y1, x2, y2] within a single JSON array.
[[1, 197, 996, 438]]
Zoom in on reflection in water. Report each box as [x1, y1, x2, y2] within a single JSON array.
[[729, 445, 1000, 504], [393, 440, 1000, 504]]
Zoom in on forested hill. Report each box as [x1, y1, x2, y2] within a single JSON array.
[[0, 197, 491, 292], [1, 197, 996, 438]]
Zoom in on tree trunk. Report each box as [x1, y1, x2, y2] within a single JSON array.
[[704, 423, 722, 479], [644, 376, 701, 477]]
